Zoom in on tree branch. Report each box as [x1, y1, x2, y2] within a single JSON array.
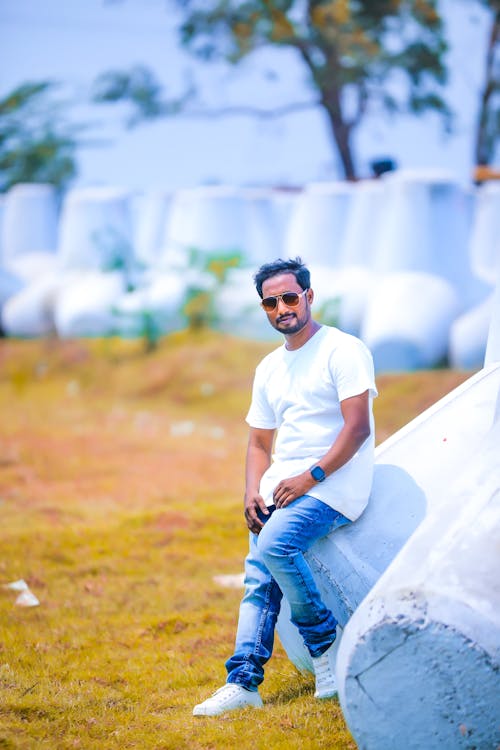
[[170, 100, 321, 119]]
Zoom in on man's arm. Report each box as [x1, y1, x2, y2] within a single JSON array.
[[272, 390, 372, 509], [244, 426, 275, 534]]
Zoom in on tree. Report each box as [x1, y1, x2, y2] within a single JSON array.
[[93, 2, 451, 180], [175, 0, 451, 179], [474, 0, 499, 167], [0, 82, 83, 193]]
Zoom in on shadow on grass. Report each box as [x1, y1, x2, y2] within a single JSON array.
[[265, 679, 317, 706]]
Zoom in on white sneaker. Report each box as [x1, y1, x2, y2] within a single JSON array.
[[193, 684, 263, 716], [312, 633, 341, 699]]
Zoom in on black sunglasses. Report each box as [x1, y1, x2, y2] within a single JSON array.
[[260, 289, 308, 312]]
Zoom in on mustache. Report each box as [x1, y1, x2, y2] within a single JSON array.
[[276, 312, 296, 323]]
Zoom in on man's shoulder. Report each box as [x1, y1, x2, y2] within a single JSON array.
[[320, 325, 367, 351], [255, 342, 286, 371]]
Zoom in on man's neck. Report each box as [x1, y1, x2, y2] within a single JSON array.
[[284, 320, 322, 351]]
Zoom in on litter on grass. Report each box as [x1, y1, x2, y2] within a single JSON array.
[[213, 573, 245, 589], [2, 579, 40, 607]]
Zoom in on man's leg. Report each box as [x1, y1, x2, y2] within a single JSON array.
[[257, 495, 350, 659], [193, 529, 282, 716], [225, 530, 283, 689]]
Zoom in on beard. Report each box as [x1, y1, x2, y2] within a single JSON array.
[[272, 310, 308, 335]]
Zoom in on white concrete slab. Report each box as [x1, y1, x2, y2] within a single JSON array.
[[276, 364, 500, 671], [336, 418, 500, 749]]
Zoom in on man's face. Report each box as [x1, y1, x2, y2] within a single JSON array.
[[261, 272, 312, 335]]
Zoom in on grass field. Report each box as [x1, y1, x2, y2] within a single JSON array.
[[0, 332, 473, 749]]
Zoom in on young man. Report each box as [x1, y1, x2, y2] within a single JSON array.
[[193, 257, 377, 716]]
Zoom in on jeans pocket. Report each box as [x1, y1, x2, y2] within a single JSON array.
[[256, 504, 276, 525]]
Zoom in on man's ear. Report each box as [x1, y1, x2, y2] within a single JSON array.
[[307, 288, 314, 305]]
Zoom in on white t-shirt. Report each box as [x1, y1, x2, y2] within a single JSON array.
[[245, 325, 378, 521]]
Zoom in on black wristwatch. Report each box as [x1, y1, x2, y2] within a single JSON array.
[[310, 465, 326, 483]]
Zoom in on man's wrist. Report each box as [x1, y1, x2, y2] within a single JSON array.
[[245, 487, 260, 498], [309, 464, 326, 483]]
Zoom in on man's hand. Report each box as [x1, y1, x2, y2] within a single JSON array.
[[273, 471, 315, 508], [244, 490, 269, 534], [271, 390, 372, 510]]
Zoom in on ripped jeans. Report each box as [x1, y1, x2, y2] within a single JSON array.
[[225, 494, 350, 691]]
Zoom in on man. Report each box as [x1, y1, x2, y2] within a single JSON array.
[[193, 257, 377, 716]]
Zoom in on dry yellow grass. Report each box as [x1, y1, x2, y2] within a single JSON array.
[[0, 332, 473, 749]]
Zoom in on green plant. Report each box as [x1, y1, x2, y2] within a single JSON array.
[[181, 248, 247, 330], [314, 297, 341, 328]]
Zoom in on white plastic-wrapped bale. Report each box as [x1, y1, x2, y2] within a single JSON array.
[[448, 294, 493, 369], [485, 249, 500, 366], [338, 180, 386, 269], [54, 271, 126, 337], [161, 186, 257, 269], [469, 181, 500, 286], [0, 268, 24, 310], [58, 187, 133, 271], [5, 250, 60, 283], [309, 264, 376, 337], [268, 189, 300, 258], [1, 183, 58, 267], [0, 194, 5, 263], [360, 271, 460, 371], [1, 271, 74, 337], [131, 191, 172, 268], [371, 170, 486, 309], [242, 188, 295, 265], [284, 182, 354, 267]]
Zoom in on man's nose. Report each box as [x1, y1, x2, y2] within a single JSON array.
[[276, 296, 289, 312]]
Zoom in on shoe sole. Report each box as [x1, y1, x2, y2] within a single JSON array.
[[315, 689, 338, 700], [193, 699, 263, 716]]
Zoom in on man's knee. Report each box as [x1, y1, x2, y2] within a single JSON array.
[[257, 524, 290, 564]]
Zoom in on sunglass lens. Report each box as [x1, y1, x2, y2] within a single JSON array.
[[282, 293, 300, 306], [262, 297, 277, 311]]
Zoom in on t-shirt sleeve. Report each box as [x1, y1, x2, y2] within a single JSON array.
[[330, 338, 378, 402], [245, 362, 278, 429]]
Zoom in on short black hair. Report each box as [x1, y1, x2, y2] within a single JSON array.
[[253, 257, 310, 298]]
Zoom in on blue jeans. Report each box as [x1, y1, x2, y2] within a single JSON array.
[[225, 494, 351, 691]]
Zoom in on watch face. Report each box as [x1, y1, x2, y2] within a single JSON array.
[[311, 466, 326, 482]]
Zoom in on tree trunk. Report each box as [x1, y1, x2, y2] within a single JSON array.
[[296, 38, 358, 180], [475, 9, 499, 166], [322, 98, 357, 181]]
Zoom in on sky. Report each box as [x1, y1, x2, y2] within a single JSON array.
[[0, 0, 495, 191]]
